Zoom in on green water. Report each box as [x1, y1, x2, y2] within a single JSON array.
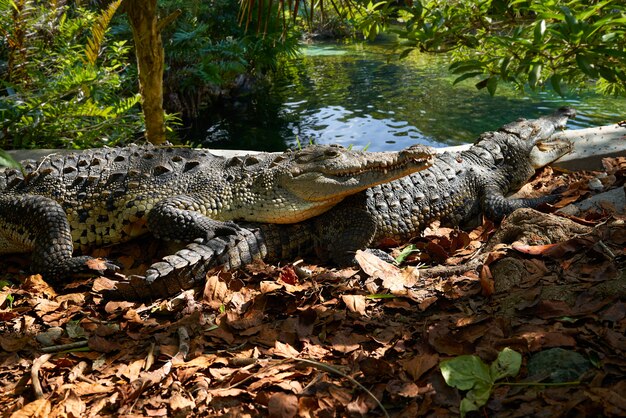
[[193, 41, 626, 152]]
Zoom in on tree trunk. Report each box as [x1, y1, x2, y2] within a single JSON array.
[[125, 0, 165, 145]]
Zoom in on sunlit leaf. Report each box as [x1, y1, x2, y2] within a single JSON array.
[[440, 355, 491, 391], [533, 19, 546, 44], [490, 348, 522, 380], [528, 63, 542, 89], [0, 150, 20, 169]]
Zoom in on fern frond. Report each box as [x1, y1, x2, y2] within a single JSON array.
[[113, 94, 141, 115], [83, 0, 122, 66]]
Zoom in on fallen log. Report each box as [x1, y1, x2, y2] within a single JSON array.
[[6, 123, 623, 171]]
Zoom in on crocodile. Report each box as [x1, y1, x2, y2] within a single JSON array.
[[0, 144, 434, 280], [106, 107, 576, 300]]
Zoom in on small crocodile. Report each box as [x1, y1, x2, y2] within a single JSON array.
[[0, 144, 433, 280], [107, 108, 576, 299]]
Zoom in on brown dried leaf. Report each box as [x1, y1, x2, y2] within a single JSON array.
[[279, 267, 299, 286], [203, 274, 231, 309], [56, 390, 86, 418], [341, 294, 367, 315], [169, 392, 195, 412], [0, 334, 31, 352], [267, 392, 298, 418], [10, 399, 51, 418], [272, 341, 300, 358], [400, 354, 440, 381]]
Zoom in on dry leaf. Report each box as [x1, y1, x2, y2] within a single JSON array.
[[341, 294, 367, 315]]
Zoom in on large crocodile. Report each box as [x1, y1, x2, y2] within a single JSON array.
[[0, 144, 433, 280], [107, 107, 576, 300]]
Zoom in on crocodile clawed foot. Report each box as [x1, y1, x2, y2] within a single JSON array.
[[64, 256, 120, 278], [206, 220, 241, 239], [364, 248, 398, 265]]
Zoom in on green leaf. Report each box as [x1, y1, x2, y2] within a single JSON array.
[[449, 60, 483, 74], [486, 76, 498, 96], [0, 149, 21, 169], [399, 47, 415, 60], [576, 0, 614, 21], [490, 347, 522, 381], [499, 57, 511, 79], [533, 19, 546, 44], [550, 73, 564, 96], [560, 6, 578, 30], [395, 244, 419, 264], [83, 0, 123, 66], [442, 348, 523, 417], [440, 355, 492, 391], [576, 54, 597, 77], [597, 66, 617, 82], [454, 71, 484, 85], [528, 63, 542, 89], [460, 381, 492, 417]]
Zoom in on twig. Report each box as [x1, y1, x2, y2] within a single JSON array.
[[176, 326, 190, 361], [31, 354, 52, 400], [40, 340, 88, 353], [419, 258, 483, 279]]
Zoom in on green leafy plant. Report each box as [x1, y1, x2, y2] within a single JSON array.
[[244, 0, 626, 96], [440, 347, 522, 417], [155, 0, 300, 119], [396, 0, 626, 96], [0, 0, 143, 149]]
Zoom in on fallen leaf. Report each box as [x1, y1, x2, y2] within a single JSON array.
[[400, 353, 439, 381], [341, 295, 367, 315], [267, 392, 298, 418], [271, 341, 300, 358], [10, 398, 51, 418]]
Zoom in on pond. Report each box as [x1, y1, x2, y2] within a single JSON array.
[[190, 40, 626, 152]]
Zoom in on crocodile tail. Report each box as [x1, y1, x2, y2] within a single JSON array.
[[103, 222, 314, 300]]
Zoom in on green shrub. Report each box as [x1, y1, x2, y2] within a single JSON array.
[[0, 0, 143, 149]]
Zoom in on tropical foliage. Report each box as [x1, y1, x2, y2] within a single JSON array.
[[253, 0, 626, 96], [396, 0, 626, 96], [0, 0, 143, 149], [157, 0, 300, 118]]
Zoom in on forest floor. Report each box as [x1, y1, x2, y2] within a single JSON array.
[[1, 158, 624, 417]]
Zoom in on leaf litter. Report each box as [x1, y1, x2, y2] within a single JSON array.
[[0, 158, 624, 417]]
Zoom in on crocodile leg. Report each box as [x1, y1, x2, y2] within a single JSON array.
[[104, 207, 381, 300], [312, 206, 378, 266], [146, 195, 240, 242], [482, 184, 561, 221], [0, 194, 117, 280]]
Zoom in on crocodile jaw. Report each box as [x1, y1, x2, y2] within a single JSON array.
[[529, 138, 573, 168], [285, 145, 434, 202]]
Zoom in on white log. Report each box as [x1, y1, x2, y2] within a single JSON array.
[[5, 124, 625, 171]]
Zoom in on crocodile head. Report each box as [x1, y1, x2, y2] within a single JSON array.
[[280, 144, 434, 200], [502, 107, 576, 168], [229, 144, 434, 223]]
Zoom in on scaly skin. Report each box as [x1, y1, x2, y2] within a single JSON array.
[[0, 144, 434, 280], [107, 108, 576, 300]]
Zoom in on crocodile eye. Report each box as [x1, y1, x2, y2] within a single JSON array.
[[324, 149, 340, 157]]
